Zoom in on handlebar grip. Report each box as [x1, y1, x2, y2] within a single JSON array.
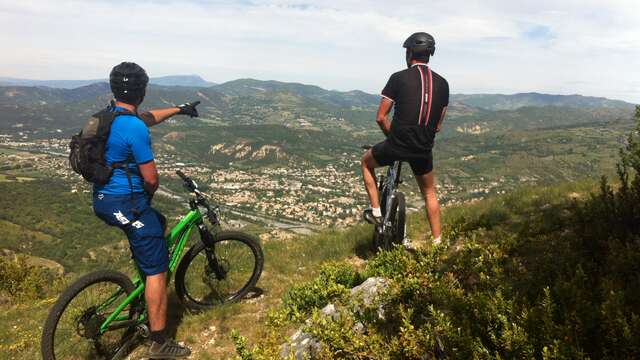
[[176, 170, 188, 181], [361, 145, 372, 150]]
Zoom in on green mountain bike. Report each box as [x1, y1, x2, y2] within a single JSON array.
[[41, 171, 264, 360]]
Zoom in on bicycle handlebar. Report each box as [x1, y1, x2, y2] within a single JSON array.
[[361, 145, 372, 150], [176, 170, 188, 181], [176, 170, 198, 192], [175, 170, 220, 224]]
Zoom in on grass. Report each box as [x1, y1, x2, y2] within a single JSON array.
[[0, 215, 375, 359], [0, 175, 625, 360], [0, 177, 614, 359], [164, 179, 605, 359], [0, 173, 36, 182], [227, 175, 640, 358], [171, 223, 375, 358], [0, 298, 55, 355]]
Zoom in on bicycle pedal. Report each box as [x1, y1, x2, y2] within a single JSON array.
[[137, 324, 150, 338], [363, 210, 382, 226]]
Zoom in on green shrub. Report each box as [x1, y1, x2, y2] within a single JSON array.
[[234, 106, 640, 359], [0, 255, 53, 301], [282, 262, 363, 320]]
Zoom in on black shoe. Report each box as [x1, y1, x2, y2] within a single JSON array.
[[148, 339, 191, 359], [363, 208, 382, 225]]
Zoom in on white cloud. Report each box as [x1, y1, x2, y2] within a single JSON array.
[[0, 0, 638, 102]]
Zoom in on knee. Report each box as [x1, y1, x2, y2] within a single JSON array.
[[361, 155, 373, 171]]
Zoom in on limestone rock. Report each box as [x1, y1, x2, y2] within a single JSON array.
[[280, 277, 389, 359]]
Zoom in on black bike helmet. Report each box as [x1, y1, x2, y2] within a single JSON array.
[[403, 32, 436, 61], [109, 62, 149, 105]]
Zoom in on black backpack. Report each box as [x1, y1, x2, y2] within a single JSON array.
[[69, 106, 135, 184]]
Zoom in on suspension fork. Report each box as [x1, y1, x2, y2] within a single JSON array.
[[197, 222, 226, 280]]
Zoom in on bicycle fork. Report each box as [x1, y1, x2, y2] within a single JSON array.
[[197, 223, 228, 281]]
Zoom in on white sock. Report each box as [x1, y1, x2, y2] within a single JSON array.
[[371, 207, 382, 217], [433, 236, 442, 245]]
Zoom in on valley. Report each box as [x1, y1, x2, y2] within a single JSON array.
[[0, 78, 636, 269], [0, 76, 637, 359]]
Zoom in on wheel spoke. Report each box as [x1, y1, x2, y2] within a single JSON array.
[[181, 236, 259, 306], [47, 275, 137, 360]]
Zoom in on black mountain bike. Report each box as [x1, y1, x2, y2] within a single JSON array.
[[363, 145, 406, 251], [41, 171, 263, 360]]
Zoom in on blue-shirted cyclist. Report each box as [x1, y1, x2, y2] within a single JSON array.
[[92, 62, 199, 359]]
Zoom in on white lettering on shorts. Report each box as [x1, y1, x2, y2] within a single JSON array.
[[113, 211, 130, 225], [131, 220, 145, 229]]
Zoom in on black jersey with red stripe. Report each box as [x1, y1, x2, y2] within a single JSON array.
[[381, 64, 449, 154]]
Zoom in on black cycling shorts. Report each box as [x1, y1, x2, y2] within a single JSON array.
[[371, 140, 433, 176]]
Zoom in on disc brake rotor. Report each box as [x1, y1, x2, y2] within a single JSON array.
[[203, 259, 230, 282], [76, 306, 105, 340]]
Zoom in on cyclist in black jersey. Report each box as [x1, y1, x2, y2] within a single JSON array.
[[362, 32, 449, 246]]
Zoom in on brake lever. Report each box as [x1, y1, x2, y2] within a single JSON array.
[[196, 192, 221, 225]]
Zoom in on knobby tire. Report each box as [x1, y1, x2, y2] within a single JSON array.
[[175, 230, 263, 311], [41, 270, 138, 360]]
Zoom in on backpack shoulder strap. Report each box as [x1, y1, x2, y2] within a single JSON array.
[[110, 109, 141, 168], [112, 109, 136, 117]]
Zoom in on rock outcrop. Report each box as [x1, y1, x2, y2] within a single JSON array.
[[280, 277, 389, 359]]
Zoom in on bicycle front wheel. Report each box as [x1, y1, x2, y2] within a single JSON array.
[[175, 231, 263, 310], [41, 270, 140, 360]]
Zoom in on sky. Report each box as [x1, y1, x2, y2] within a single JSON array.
[[1, 0, 639, 103]]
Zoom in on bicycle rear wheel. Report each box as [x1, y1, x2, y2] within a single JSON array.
[[390, 192, 406, 245], [175, 231, 263, 310], [41, 270, 140, 360]]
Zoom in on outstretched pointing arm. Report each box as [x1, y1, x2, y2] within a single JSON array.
[[140, 101, 201, 127], [139, 107, 180, 127]]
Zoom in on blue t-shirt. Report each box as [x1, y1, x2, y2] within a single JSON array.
[[93, 107, 154, 195]]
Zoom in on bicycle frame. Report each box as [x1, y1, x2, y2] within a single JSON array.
[[97, 209, 204, 334], [379, 161, 403, 228]]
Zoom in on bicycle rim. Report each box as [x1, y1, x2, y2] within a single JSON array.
[[47, 278, 137, 359], [392, 192, 406, 245], [182, 236, 260, 306]]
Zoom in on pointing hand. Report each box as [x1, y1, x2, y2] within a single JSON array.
[[177, 101, 201, 118]]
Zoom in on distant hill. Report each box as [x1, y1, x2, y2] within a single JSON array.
[[0, 75, 215, 89], [452, 92, 635, 111], [0, 79, 381, 132], [149, 75, 216, 87], [0, 78, 635, 140], [214, 79, 378, 108]]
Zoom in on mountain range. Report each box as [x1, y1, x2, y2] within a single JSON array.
[[451, 92, 633, 111], [0, 77, 635, 133], [0, 77, 636, 174], [0, 75, 216, 89]]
